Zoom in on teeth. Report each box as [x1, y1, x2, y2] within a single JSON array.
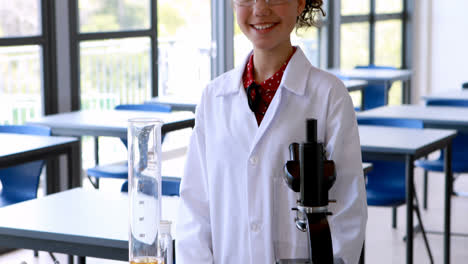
[[253, 24, 274, 30]]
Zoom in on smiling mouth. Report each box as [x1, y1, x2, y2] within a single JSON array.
[[252, 23, 276, 30]]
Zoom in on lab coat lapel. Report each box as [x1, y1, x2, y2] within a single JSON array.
[[248, 48, 310, 153], [215, 54, 259, 152], [248, 87, 283, 154]]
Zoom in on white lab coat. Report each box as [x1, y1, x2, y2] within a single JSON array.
[[176, 48, 367, 264]]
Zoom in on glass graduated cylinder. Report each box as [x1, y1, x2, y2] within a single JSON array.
[[128, 118, 163, 264]]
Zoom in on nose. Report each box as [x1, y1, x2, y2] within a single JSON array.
[[253, 0, 272, 16]]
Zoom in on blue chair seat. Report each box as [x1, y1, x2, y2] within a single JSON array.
[[86, 162, 128, 179], [0, 193, 27, 207], [366, 188, 405, 206], [364, 160, 407, 207]]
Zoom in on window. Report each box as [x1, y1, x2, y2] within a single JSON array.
[[340, 0, 407, 105], [70, 0, 212, 168], [0, 0, 54, 125], [158, 0, 211, 98], [340, 0, 405, 69]]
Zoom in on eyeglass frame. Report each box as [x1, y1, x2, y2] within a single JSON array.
[[233, 0, 293, 7]]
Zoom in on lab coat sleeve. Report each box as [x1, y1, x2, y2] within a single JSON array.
[[325, 79, 368, 264], [175, 95, 214, 263]]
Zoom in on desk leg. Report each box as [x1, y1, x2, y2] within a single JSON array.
[[384, 81, 390, 105], [68, 255, 74, 264], [405, 80, 412, 104], [93, 136, 100, 188], [360, 89, 366, 111], [444, 143, 452, 264], [46, 159, 60, 194], [405, 155, 414, 264], [67, 140, 82, 189]]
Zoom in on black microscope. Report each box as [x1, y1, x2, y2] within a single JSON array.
[[278, 119, 338, 264]]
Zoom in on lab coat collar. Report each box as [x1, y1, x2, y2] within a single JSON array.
[[215, 47, 311, 97], [215, 52, 251, 97], [281, 48, 310, 96]]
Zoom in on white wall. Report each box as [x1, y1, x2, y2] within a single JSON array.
[[430, 0, 468, 93]]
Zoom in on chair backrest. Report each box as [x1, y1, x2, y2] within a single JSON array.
[[115, 103, 172, 147], [357, 117, 424, 129], [0, 125, 51, 207], [425, 99, 468, 160], [355, 64, 397, 110], [115, 103, 172, 113], [357, 117, 420, 206], [462, 82, 468, 89]]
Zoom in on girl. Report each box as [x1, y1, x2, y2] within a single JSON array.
[[176, 0, 367, 263]]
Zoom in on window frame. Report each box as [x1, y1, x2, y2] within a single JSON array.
[[0, 0, 58, 116], [339, 0, 411, 69], [68, 0, 159, 111]]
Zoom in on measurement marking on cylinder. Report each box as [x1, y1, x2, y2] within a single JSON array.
[[139, 201, 144, 205], [139, 234, 145, 238], [139, 217, 144, 221]]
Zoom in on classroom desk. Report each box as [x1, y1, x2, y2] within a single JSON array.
[[0, 133, 79, 194], [421, 89, 468, 102], [358, 105, 468, 132], [0, 188, 179, 263], [358, 105, 468, 264], [328, 68, 412, 105], [146, 80, 369, 112], [359, 125, 455, 264], [28, 110, 195, 189], [29, 110, 195, 139]]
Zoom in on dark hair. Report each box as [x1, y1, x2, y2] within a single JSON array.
[[296, 0, 325, 29]]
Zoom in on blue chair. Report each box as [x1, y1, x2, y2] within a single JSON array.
[[358, 117, 423, 228], [355, 64, 397, 110], [86, 103, 172, 190], [0, 125, 55, 259], [0, 125, 51, 207], [358, 117, 433, 262], [415, 99, 468, 209], [121, 176, 181, 196]]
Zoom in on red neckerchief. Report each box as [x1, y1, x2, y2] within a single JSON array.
[[243, 47, 297, 125]]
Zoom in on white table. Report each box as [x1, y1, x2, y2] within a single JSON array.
[[0, 133, 79, 194], [29, 110, 195, 139], [328, 68, 413, 105], [0, 188, 179, 263], [358, 105, 468, 132], [422, 89, 468, 101]]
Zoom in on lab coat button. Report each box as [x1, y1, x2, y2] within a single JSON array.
[[251, 222, 261, 232], [249, 156, 258, 165]]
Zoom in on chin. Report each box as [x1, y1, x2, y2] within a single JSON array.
[[251, 41, 279, 51]]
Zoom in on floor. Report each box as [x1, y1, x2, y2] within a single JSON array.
[[1, 163, 468, 263]]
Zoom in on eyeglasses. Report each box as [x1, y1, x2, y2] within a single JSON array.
[[233, 0, 292, 7]]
